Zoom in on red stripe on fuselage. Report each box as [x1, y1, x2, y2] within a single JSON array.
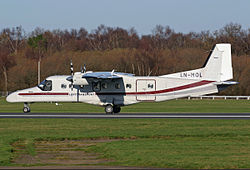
[[128, 80, 213, 95], [97, 80, 214, 95], [18, 80, 214, 96], [18, 92, 69, 96]]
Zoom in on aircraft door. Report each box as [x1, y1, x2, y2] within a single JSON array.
[[136, 79, 156, 101]]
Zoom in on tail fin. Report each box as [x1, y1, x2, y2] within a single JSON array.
[[202, 43, 232, 81], [161, 43, 233, 82]]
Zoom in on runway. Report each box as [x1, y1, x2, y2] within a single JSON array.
[[0, 113, 250, 119]]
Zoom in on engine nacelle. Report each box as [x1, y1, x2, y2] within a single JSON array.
[[73, 72, 89, 85]]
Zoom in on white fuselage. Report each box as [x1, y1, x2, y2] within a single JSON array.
[[6, 74, 218, 106]]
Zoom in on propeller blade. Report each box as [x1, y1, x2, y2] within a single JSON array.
[[84, 64, 86, 73], [70, 60, 74, 91], [70, 60, 74, 76]]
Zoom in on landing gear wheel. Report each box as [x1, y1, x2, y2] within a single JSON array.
[[105, 105, 113, 114], [23, 107, 30, 113], [23, 102, 30, 113], [113, 106, 121, 114]]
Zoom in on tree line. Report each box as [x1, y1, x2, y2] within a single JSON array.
[[0, 23, 249, 95]]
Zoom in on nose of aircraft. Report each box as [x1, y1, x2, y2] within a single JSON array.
[[6, 92, 17, 103]]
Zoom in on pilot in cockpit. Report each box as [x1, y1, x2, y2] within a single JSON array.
[[38, 80, 52, 91]]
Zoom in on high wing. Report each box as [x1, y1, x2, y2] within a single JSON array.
[[82, 71, 134, 79], [66, 70, 134, 86]]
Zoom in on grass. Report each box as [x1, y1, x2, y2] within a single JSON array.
[[89, 137, 250, 169], [0, 97, 249, 113], [0, 98, 249, 168], [1, 118, 250, 168]]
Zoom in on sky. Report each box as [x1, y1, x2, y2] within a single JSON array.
[[0, 0, 249, 35]]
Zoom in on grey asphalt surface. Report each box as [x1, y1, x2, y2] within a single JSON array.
[[0, 113, 250, 119]]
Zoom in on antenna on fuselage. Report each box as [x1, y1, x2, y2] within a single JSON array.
[[147, 70, 152, 76]]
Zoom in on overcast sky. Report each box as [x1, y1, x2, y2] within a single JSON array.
[[0, 0, 249, 35]]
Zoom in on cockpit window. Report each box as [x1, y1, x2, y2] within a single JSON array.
[[38, 80, 52, 91]]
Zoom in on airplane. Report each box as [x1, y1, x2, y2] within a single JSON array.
[[6, 43, 238, 114]]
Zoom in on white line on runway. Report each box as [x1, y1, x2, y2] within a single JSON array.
[[1, 114, 250, 118]]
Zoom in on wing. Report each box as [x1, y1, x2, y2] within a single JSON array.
[[82, 72, 134, 79]]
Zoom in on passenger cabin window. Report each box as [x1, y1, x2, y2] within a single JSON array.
[[92, 82, 101, 91], [38, 80, 52, 91], [148, 84, 154, 88], [102, 83, 108, 89], [61, 84, 67, 89], [126, 84, 132, 88], [115, 83, 121, 89]]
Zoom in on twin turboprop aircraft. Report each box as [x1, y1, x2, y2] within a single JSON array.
[[6, 43, 237, 114]]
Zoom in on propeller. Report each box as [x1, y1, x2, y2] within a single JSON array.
[[70, 60, 74, 91], [67, 61, 88, 89], [81, 64, 86, 73]]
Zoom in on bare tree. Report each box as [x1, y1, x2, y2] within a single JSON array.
[[0, 26, 25, 54], [0, 47, 15, 95]]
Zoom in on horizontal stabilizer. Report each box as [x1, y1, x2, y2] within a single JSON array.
[[213, 81, 238, 85]]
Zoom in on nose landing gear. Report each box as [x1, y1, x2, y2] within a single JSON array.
[[23, 103, 30, 113], [105, 105, 121, 114]]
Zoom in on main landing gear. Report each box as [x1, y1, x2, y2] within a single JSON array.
[[105, 105, 121, 114], [23, 102, 30, 113]]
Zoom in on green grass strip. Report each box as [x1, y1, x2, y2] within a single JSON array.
[[0, 97, 249, 113], [0, 118, 250, 168]]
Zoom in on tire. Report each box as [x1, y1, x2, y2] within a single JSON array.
[[105, 105, 113, 114], [23, 107, 30, 113], [113, 106, 121, 114]]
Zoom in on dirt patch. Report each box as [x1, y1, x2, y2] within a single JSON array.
[[11, 139, 121, 166], [0, 165, 144, 169]]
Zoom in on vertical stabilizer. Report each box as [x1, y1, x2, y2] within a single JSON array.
[[202, 44, 232, 81], [161, 43, 233, 82]]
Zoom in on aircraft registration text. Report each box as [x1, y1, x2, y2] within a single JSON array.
[[180, 72, 202, 78]]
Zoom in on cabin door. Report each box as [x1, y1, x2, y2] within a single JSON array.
[[136, 79, 156, 101]]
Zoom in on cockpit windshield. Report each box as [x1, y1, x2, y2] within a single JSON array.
[[38, 80, 52, 91]]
